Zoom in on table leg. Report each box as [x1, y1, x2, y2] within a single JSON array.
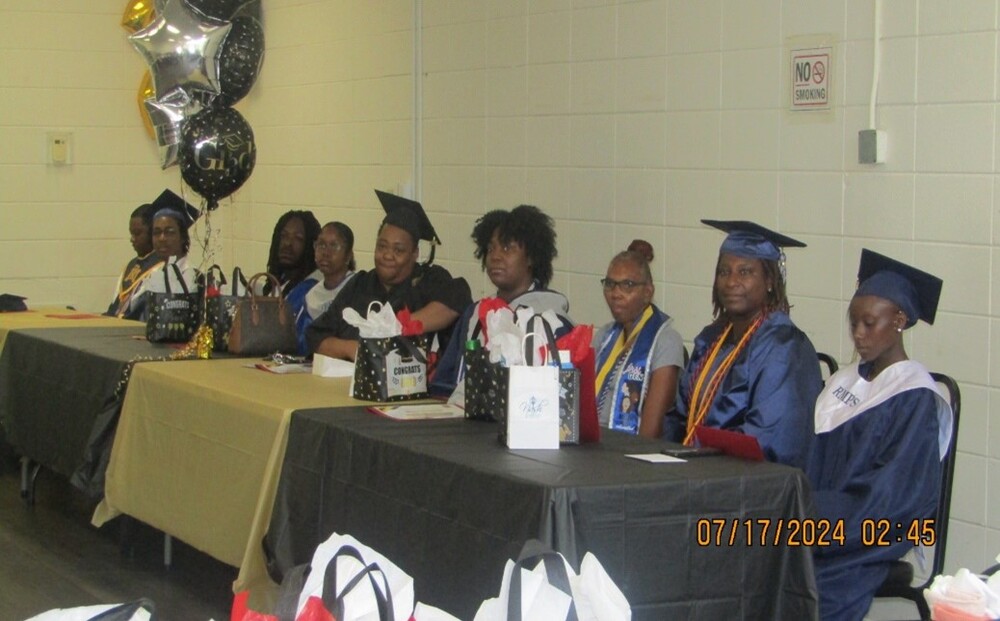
[[19, 457, 40, 505]]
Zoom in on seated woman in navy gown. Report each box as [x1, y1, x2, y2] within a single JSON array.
[[666, 220, 822, 469], [264, 210, 321, 297], [306, 191, 472, 361], [288, 221, 356, 354], [430, 205, 571, 397], [808, 250, 953, 621], [594, 240, 684, 438], [105, 200, 158, 318]]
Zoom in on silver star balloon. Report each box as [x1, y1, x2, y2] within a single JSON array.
[[144, 87, 204, 169], [129, 0, 231, 102]]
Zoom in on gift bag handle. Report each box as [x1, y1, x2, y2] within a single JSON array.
[[522, 316, 561, 367], [86, 598, 157, 621], [321, 545, 394, 621], [160, 262, 190, 296], [202, 263, 226, 290], [507, 541, 579, 621], [231, 266, 249, 296]]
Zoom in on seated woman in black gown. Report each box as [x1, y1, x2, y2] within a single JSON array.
[[306, 191, 472, 362]]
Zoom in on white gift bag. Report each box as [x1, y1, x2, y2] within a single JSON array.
[[505, 331, 560, 450], [506, 364, 559, 449], [474, 542, 630, 621], [295, 532, 415, 621]]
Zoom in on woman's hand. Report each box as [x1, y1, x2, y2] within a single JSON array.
[[314, 336, 359, 362]]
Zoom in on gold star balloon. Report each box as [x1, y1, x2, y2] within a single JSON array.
[[121, 0, 155, 33], [137, 71, 156, 139]]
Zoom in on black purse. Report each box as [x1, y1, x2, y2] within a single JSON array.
[[203, 265, 249, 352], [145, 262, 200, 343]]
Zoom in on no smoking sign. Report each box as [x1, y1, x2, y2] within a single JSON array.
[[790, 47, 831, 110]]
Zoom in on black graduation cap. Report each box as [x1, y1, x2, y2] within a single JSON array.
[[0, 293, 27, 312], [702, 220, 806, 261], [855, 249, 943, 327], [150, 189, 199, 229], [375, 190, 441, 245]]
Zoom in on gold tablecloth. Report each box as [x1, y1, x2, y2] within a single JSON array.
[[92, 358, 362, 597], [0, 308, 140, 352]]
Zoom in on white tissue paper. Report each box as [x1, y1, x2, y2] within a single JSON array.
[[342, 301, 402, 339], [924, 567, 1000, 618]]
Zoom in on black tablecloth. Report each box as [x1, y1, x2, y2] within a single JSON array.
[[264, 408, 819, 620], [0, 326, 178, 492]]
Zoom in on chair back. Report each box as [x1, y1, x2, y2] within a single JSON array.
[[928, 372, 961, 580], [873, 372, 961, 620], [817, 352, 838, 381]]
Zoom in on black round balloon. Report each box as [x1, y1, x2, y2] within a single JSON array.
[[187, 0, 249, 21], [217, 16, 264, 107], [178, 107, 256, 209]]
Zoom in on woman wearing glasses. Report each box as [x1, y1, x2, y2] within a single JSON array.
[[595, 240, 684, 438], [288, 221, 356, 354], [306, 191, 471, 361]]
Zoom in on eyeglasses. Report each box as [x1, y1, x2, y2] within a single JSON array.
[[314, 241, 343, 253], [601, 278, 648, 293]]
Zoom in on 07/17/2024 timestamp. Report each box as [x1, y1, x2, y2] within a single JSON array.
[[694, 517, 935, 548]]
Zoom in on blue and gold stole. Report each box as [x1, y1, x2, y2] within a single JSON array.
[[595, 305, 668, 433]]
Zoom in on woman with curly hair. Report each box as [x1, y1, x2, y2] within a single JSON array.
[[594, 240, 684, 438], [429, 204, 572, 397], [665, 220, 822, 469], [264, 210, 321, 297]]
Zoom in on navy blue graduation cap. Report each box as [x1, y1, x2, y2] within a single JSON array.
[[855, 249, 942, 327], [702, 220, 806, 261], [150, 189, 199, 229]]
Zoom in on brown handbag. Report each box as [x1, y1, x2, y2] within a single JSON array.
[[227, 272, 298, 356]]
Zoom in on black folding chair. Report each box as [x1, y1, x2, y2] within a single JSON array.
[[873, 372, 961, 620], [817, 352, 839, 381]]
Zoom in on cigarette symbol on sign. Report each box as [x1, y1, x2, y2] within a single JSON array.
[[812, 61, 825, 84]]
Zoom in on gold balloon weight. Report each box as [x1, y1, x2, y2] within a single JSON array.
[[171, 324, 214, 360]]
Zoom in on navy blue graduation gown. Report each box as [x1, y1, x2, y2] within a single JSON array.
[[808, 362, 948, 621], [669, 311, 822, 469]]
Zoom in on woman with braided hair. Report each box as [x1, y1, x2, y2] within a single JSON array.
[[665, 220, 822, 469]]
